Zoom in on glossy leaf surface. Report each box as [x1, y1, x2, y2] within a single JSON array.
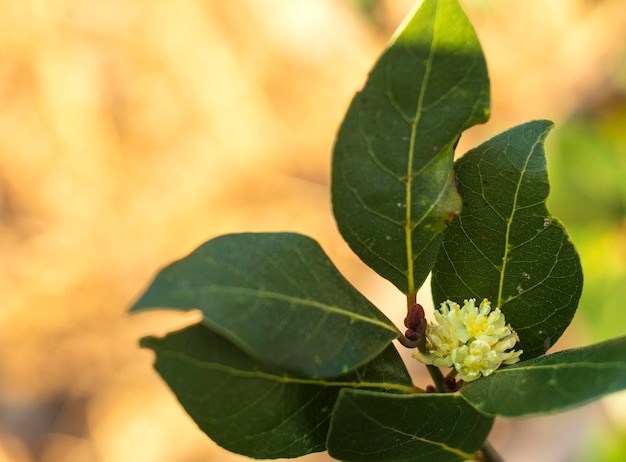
[[462, 336, 626, 417], [131, 232, 398, 378], [142, 324, 414, 459], [327, 389, 493, 462], [432, 120, 583, 359], [332, 0, 490, 295]]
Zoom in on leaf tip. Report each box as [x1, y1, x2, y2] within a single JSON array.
[[128, 290, 159, 315], [526, 119, 556, 142], [128, 302, 146, 314], [139, 335, 159, 351]]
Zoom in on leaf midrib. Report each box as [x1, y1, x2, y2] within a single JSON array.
[[497, 141, 542, 306], [158, 349, 416, 394], [346, 397, 476, 460], [173, 285, 398, 334], [492, 361, 626, 374], [404, 9, 439, 296]]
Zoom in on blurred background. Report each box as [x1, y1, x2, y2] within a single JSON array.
[[1, 0, 625, 461]]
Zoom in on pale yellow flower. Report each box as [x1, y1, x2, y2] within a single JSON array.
[[413, 298, 522, 382]]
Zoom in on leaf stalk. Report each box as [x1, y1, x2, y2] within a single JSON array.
[[426, 365, 446, 393]]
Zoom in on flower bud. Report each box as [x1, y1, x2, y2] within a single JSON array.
[[404, 303, 425, 330]]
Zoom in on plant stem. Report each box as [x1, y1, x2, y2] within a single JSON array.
[[476, 440, 504, 462], [397, 333, 421, 348], [426, 365, 446, 393], [406, 292, 417, 311]]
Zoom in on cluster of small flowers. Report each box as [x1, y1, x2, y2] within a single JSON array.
[[413, 298, 522, 382]]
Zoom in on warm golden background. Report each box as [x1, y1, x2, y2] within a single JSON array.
[[1, 1, 626, 461]]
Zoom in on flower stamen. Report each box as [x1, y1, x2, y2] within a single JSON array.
[[413, 298, 522, 382]]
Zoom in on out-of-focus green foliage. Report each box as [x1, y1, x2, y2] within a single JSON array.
[[577, 419, 626, 462], [548, 102, 626, 344], [548, 97, 626, 461]]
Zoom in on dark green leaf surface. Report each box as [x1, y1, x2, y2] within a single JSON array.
[[130, 232, 398, 378], [432, 120, 583, 359], [332, 0, 490, 295], [327, 389, 494, 462], [461, 336, 626, 417], [141, 324, 414, 459]]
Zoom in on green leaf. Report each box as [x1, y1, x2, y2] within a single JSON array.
[[432, 120, 583, 359], [461, 336, 626, 417], [130, 232, 399, 378], [331, 0, 489, 295], [327, 389, 494, 462], [141, 323, 414, 459]]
